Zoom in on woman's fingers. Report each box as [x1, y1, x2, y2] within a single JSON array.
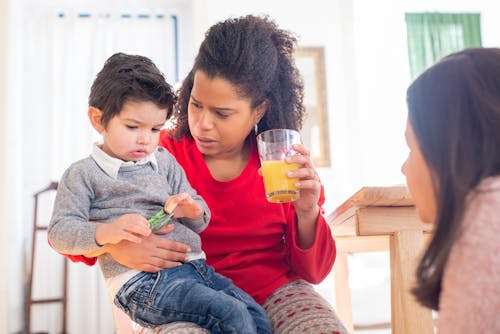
[[139, 260, 184, 273], [288, 144, 315, 168], [285, 155, 319, 182], [138, 246, 190, 272], [107, 233, 190, 272], [154, 236, 192, 254]]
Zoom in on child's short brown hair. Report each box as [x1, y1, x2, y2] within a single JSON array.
[[89, 53, 176, 127]]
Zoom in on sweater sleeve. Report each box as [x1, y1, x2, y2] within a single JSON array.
[[285, 188, 336, 284], [47, 162, 102, 255], [48, 165, 97, 265]]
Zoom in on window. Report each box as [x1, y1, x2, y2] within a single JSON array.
[[405, 13, 482, 80]]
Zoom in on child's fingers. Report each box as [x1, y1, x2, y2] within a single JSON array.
[[154, 224, 174, 235], [163, 193, 203, 221], [192, 205, 203, 218], [176, 193, 192, 207], [124, 218, 151, 237], [164, 200, 178, 214], [164, 193, 191, 213], [178, 192, 190, 200], [132, 226, 152, 237], [182, 202, 203, 220]]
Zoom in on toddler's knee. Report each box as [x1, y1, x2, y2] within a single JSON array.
[[219, 300, 256, 332]]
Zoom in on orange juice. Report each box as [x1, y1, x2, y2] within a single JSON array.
[[261, 160, 300, 203]]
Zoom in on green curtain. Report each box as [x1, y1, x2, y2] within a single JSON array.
[[405, 13, 482, 80]]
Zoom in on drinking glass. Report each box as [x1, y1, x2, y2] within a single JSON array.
[[257, 129, 301, 203]]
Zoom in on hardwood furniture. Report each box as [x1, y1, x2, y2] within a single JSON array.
[[327, 186, 434, 334], [26, 182, 68, 334]]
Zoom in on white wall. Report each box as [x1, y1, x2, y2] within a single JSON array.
[[0, 0, 10, 332]]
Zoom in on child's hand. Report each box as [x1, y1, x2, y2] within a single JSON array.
[[95, 213, 151, 246], [164, 193, 204, 220], [154, 223, 174, 235]]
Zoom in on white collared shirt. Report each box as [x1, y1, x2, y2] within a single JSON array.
[[91, 142, 159, 179]]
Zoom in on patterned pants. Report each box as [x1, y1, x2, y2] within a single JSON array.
[[135, 280, 348, 334]]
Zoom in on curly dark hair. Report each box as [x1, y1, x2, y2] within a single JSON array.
[[172, 15, 305, 139], [89, 52, 176, 127]]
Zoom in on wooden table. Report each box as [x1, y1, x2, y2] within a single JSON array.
[[327, 186, 434, 334]]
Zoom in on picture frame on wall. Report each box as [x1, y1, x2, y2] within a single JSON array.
[[295, 47, 330, 167]]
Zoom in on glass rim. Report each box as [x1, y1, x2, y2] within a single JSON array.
[[256, 128, 300, 139]]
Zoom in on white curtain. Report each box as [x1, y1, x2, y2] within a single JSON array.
[[9, 2, 179, 333]]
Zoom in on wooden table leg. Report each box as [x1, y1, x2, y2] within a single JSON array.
[[333, 251, 354, 333], [390, 231, 434, 334]]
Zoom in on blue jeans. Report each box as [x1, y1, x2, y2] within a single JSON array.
[[115, 259, 271, 334]]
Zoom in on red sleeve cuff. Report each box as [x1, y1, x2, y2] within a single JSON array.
[[48, 239, 97, 266], [287, 212, 336, 283], [65, 254, 97, 266]]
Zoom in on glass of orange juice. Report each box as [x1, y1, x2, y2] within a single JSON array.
[[257, 129, 301, 203]]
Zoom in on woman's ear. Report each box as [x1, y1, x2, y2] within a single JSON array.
[[88, 107, 104, 133], [254, 100, 268, 124]]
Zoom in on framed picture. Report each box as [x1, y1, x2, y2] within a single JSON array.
[[295, 47, 330, 167]]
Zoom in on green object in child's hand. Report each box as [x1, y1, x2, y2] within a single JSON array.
[[148, 209, 174, 231]]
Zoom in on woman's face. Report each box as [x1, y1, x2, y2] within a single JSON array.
[[401, 119, 438, 223], [188, 70, 264, 159]]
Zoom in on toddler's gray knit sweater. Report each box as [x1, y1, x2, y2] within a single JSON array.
[[48, 147, 210, 280]]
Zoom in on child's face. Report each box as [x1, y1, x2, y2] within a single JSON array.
[[99, 100, 166, 162], [401, 120, 437, 223]]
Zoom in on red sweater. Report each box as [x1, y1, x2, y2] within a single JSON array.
[[66, 131, 336, 304]]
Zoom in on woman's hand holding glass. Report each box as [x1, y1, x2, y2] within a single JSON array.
[[286, 143, 321, 211], [285, 143, 321, 249]]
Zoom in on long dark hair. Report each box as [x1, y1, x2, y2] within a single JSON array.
[[407, 47, 500, 310], [172, 15, 305, 139]]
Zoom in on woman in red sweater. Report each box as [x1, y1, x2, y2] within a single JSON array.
[[74, 15, 347, 333]]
